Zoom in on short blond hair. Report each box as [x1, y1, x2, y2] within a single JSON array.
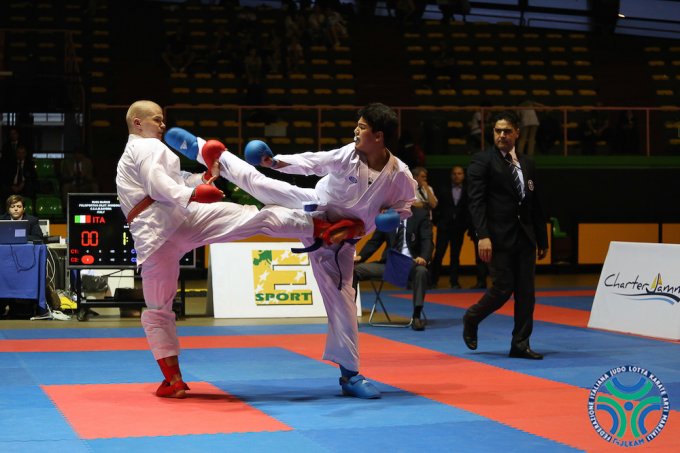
[[125, 100, 162, 132]]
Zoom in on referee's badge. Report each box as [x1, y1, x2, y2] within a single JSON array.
[[527, 180, 535, 191]]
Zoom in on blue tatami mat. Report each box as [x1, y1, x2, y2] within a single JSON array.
[[1, 289, 678, 452]]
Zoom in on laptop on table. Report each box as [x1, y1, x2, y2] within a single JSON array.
[[0, 220, 29, 244]]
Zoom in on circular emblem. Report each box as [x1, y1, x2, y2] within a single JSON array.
[[588, 365, 669, 447], [348, 176, 358, 184], [527, 180, 535, 191]]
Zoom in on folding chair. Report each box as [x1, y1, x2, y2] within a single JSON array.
[[367, 250, 426, 328]]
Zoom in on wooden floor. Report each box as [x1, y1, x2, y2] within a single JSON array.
[[0, 272, 600, 329]]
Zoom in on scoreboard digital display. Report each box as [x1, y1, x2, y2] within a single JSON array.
[[67, 193, 194, 269]]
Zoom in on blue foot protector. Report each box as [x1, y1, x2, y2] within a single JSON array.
[[165, 127, 199, 160], [340, 375, 381, 399]]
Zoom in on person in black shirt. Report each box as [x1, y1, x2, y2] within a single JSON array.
[[1, 194, 44, 240]]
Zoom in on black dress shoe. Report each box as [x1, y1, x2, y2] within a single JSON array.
[[470, 282, 487, 289], [509, 347, 543, 360], [450, 283, 461, 289], [462, 317, 478, 350], [411, 317, 426, 331]]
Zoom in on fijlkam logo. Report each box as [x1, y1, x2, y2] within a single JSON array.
[[604, 272, 680, 306], [251, 249, 314, 306], [588, 365, 670, 447]]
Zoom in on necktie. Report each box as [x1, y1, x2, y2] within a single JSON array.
[[393, 221, 405, 251], [75, 162, 82, 183], [418, 186, 426, 201], [504, 153, 523, 199], [15, 161, 23, 185]]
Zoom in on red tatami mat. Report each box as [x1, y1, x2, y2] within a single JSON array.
[[42, 381, 291, 439], [7, 333, 678, 450], [406, 290, 594, 327], [354, 335, 679, 453]]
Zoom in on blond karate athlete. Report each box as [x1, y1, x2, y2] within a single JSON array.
[[116, 100, 361, 398], [166, 103, 417, 398]]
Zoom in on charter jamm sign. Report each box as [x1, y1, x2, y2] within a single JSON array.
[[589, 242, 680, 340]]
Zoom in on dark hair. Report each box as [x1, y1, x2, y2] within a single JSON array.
[[6, 194, 24, 211], [492, 110, 520, 129], [357, 103, 398, 146]]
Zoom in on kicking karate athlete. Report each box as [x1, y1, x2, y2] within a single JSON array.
[[117, 100, 362, 398], [165, 103, 417, 398]]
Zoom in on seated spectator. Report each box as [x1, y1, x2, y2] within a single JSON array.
[[264, 32, 283, 74], [614, 109, 640, 155], [438, 0, 470, 24], [395, 130, 424, 169], [325, 7, 348, 48], [395, 0, 417, 28], [426, 40, 456, 88], [197, 26, 234, 75], [244, 47, 264, 104], [353, 207, 433, 331], [2, 144, 37, 205], [60, 148, 98, 204], [245, 47, 262, 82], [1, 194, 43, 240], [1, 127, 24, 164], [581, 108, 611, 155], [535, 112, 561, 154], [284, 9, 303, 42], [286, 36, 305, 73], [162, 26, 195, 73], [307, 4, 327, 46]]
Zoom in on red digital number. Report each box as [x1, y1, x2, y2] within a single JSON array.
[[81, 230, 99, 247]]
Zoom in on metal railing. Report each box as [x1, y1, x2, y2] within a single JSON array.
[[146, 104, 680, 157]]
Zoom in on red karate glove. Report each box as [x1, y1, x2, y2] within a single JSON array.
[[190, 184, 224, 203]]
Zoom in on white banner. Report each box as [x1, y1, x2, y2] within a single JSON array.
[[209, 242, 361, 319], [588, 241, 680, 340]]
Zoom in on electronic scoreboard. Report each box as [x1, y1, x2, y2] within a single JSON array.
[[67, 193, 194, 268]]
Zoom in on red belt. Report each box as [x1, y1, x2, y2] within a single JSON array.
[[126, 195, 155, 224]]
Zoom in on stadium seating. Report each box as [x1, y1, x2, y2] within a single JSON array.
[[35, 196, 63, 219], [406, 21, 596, 106]]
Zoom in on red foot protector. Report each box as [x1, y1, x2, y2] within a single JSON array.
[[313, 218, 365, 245], [156, 379, 190, 398], [42, 382, 291, 439]]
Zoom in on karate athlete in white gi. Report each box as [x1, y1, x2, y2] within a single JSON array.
[[117, 100, 362, 399], [165, 103, 417, 398]]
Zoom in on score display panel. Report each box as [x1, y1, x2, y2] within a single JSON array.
[[67, 193, 194, 269]]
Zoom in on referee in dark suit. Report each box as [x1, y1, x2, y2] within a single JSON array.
[[463, 111, 548, 359], [354, 207, 433, 331]]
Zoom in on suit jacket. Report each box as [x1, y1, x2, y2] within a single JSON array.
[[0, 213, 44, 239], [2, 158, 38, 199], [433, 181, 469, 232], [357, 207, 434, 264], [61, 156, 95, 184], [467, 147, 548, 251]]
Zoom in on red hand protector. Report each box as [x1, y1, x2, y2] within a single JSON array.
[[190, 184, 224, 203]]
